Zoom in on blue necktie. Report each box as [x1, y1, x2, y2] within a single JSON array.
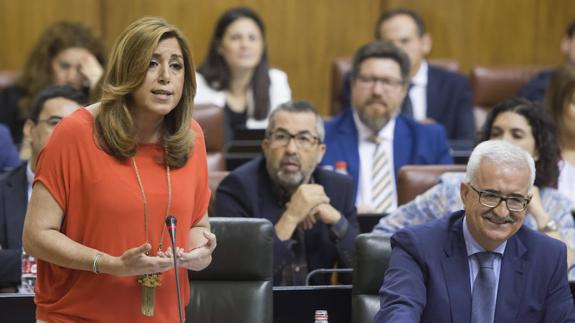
[[471, 252, 497, 323]]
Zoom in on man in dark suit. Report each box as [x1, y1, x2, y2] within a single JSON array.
[[375, 140, 575, 322], [0, 86, 85, 292], [341, 8, 474, 141], [322, 41, 453, 214], [519, 18, 575, 102], [215, 101, 358, 286]]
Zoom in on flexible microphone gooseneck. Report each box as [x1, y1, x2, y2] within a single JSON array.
[[166, 215, 184, 323]]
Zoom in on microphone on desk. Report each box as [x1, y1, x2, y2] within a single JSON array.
[[166, 215, 184, 323]]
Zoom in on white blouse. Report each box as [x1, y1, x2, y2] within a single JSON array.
[[559, 160, 575, 209], [194, 68, 292, 129]]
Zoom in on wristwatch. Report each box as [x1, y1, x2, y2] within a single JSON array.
[[540, 219, 558, 233]]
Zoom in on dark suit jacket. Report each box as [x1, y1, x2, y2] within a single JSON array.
[[518, 68, 555, 103], [321, 110, 453, 199], [0, 163, 27, 289], [214, 157, 359, 285], [0, 85, 24, 144], [375, 211, 575, 323], [340, 65, 474, 141], [0, 123, 20, 172]]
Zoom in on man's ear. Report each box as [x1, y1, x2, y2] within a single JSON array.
[[22, 119, 34, 141], [261, 138, 269, 156], [561, 36, 571, 55], [316, 143, 326, 163], [422, 33, 432, 55], [460, 181, 470, 204]]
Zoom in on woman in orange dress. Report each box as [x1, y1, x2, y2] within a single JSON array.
[[23, 17, 216, 322]]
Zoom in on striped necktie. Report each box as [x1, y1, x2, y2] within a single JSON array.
[[370, 135, 393, 213], [471, 252, 497, 323]]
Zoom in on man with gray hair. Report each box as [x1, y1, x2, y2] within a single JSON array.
[[375, 140, 575, 322], [215, 100, 359, 286]]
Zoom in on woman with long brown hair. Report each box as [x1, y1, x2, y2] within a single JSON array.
[[195, 7, 291, 138], [23, 17, 216, 322], [545, 64, 575, 207], [0, 21, 106, 145]]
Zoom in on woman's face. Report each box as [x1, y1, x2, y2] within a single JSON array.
[[490, 111, 538, 159], [218, 17, 264, 71], [51, 47, 93, 90], [131, 37, 185, 118]]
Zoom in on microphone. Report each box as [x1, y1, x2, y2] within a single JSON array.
[[166, 215, 184, 323]]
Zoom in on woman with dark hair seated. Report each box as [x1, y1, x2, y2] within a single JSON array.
[[373, 97, 575, 276], [0, 21, 106, 145], [195, 7, 291, 136], [545, 64, 575, 206]]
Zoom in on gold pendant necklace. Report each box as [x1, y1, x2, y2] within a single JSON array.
[[131, 152, 172, 317]]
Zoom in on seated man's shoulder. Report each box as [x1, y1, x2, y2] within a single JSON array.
[[401, 115, 448, 137], [429, 65, 470, 85], [225, 157, 262, 183], [393, 211, 460, 245], [316, 167, 353, 186], [517, 225, 566, 250]]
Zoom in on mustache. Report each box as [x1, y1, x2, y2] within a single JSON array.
[[280, 155, 300, 166], [481, 212, 516, 224], [366, 97, 385, 106]]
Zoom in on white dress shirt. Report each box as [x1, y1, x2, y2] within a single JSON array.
[[26, 162, 33, 202], [194, 68, 292, 129], [408, 61, 429, 121], [558, 160, 575, 207], [353, 112, 397, 212]]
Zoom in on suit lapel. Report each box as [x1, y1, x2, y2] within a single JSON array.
[[392, 116, 413, 177], [336, 112, 360, 189], [4, 165, 28, 249], [441, 215, 472, 323], [494, 234, 526, 323]]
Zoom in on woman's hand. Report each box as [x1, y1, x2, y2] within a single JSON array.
[[102, 243, 174, 276], [172, 231, 217, 272], [527, 185, 550, 229], [79, 52, 103, 90]]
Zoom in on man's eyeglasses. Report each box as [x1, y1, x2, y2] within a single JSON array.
[[267, 129, 321, 150], [36, 116, 63, 127], [468, 183, 531, 212], [355, 74, 405, 89]]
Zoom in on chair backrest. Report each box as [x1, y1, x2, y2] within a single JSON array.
[[0, 70, 20, 90], [193, 103, 226, 171], [330, 57, 460, 116], [187, 217, 274, 323], [351, 233, 392, 323], [470, 65, 550, 130], [397, 164, 467, 205]]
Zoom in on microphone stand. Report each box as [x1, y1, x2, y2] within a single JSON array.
[[166, 215, 184, 323]]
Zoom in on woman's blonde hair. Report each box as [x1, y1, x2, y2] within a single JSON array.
[[95, 17, 196, 168]]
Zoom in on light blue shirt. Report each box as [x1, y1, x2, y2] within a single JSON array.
[[463, 215, 506, 295]]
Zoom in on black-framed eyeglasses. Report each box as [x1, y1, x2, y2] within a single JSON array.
[[36, 116, 63, 127], [267, 129, 321, 150], [468, 183, 531, 212], [355, 74, 405, 89]]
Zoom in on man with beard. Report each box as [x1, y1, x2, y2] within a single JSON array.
[[340, 8, 475, 141], [375, 140, 575, 323], [215, 100, 358, 286], [322, 41, 452, 214]]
